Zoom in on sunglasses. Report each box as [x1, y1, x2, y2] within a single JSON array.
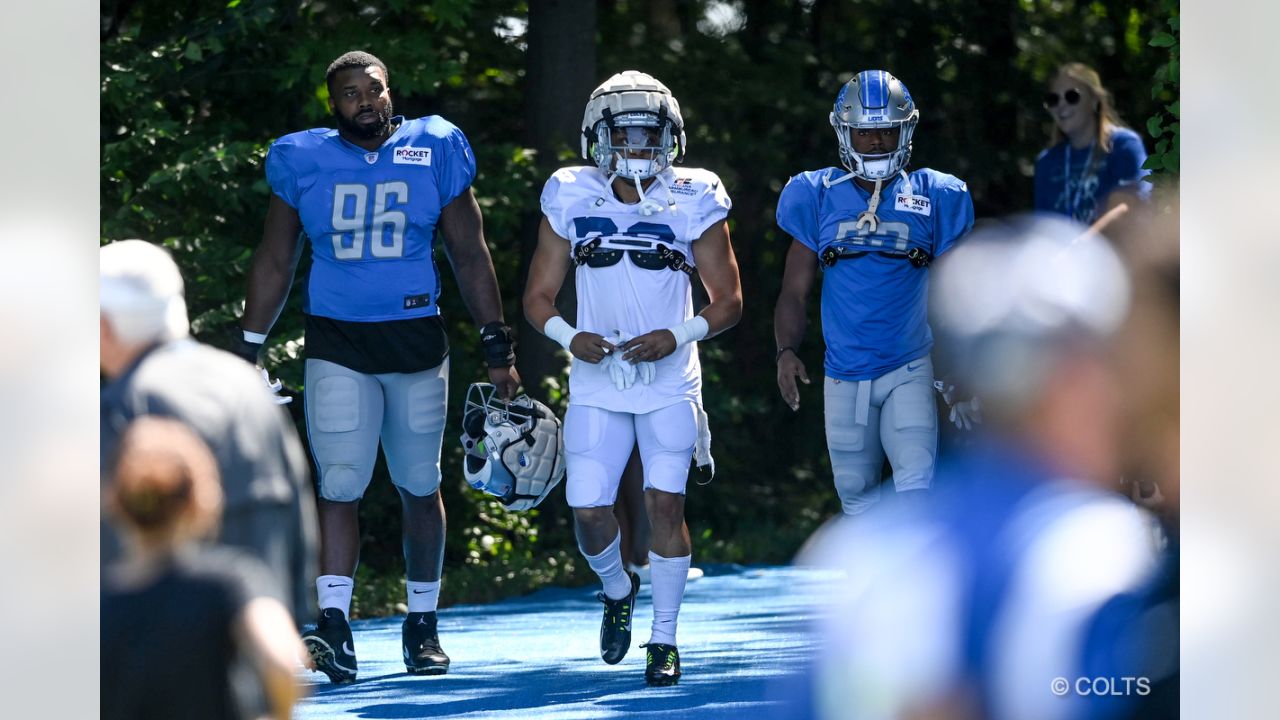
[[1043, 88, 1082, 109]]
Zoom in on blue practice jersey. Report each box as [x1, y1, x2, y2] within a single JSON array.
[[1034, 127, 1151, 224], [265, 116, 476, 322], [776, 167, 974, 380]]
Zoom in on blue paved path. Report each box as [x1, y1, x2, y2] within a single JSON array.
[[295, 565, 832, 719]]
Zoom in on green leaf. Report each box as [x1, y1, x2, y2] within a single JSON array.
[[1167, 100, 1179, 118], [1164, 154, 1179, 173], [1147, 116, 1164, 138], [1150, 32, 1176, 47], [226, 0, 241, 7], [184, 41, 203, 62], [1155, 139, 1169, 154]]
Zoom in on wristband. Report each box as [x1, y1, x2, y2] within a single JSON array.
[[543, 316, 578, 352], [479, 321, 516, 368], [668, 316, 709, 347], [242, 330, 268, 344], [776, 346, 797, 363]]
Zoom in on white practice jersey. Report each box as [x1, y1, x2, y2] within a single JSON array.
[[541, 166, 732, 414]]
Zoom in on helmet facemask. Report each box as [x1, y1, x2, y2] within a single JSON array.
[[591, 113, 676, 181], [829, 70, 920, 181]]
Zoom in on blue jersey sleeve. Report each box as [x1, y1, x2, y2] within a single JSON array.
[[1108, 128, 1151, 197], [776, 172, 821, 252], [430, 119, 477, 208], [930, 174, 975, 257], [265, 138, 301, 208]]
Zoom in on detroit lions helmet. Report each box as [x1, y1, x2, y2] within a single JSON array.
[[830, 70, 920, 181], [460, 383, 565, 512], [581, 70, 686, 181]]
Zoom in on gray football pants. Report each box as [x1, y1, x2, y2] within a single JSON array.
[[823, 356, 938, 515]]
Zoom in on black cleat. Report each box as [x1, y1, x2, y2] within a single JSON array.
[[302, 608, 358, 684], [597, 571, 641, 664], [642, 642, 681, 686], [402, 611, 450, 675]]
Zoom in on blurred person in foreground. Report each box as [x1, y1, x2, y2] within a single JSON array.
[[783, 214, 1160, 720], [100, 239, 317, 624], [102, 417, 306, 720], [1078, 199, 1180, 720]]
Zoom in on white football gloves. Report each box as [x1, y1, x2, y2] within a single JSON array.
[[934, 379, 980, 431], [259, 366, 293, 405], [602, 330, 655, 391]]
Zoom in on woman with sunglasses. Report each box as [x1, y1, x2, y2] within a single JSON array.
[[1034, 62, 1150, 225]]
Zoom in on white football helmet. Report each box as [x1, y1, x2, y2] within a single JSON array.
[[830, 70, 920, 181], [581, 70, 686, 180], [460, 383, 565, 511]]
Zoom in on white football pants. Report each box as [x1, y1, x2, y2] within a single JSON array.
[[563, 401, 699, 508]]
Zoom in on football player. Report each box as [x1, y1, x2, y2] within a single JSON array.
[[236, 50, 520, 683], [773, 69, 975, 516], [523, 70, 742, 686]]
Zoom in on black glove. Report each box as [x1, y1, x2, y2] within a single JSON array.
[[479, 321, 516, 369]]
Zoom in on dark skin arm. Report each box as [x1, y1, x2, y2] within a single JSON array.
[[523, 217, 616, 363], [617, 219, 743, 361], [774, 239, 818, 411], [242, 195, 305, 336], [438, 187, 521, 399]]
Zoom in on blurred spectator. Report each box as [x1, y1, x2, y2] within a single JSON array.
[[100, 239, 317, 624], [1079, 197, 1180, 719], [102, 417, 306, 720], [1034, 62, 1151, 227], [783, 215, 1160, 720]]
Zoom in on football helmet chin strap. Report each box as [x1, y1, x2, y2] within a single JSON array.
[[604, 166, 677, 216], [823, 169, 912, 233]]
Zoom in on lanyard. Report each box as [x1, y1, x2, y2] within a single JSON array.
[[1064, 142, 1095, 221]]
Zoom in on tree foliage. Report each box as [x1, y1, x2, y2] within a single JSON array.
[[101, 0, 1178, 613]]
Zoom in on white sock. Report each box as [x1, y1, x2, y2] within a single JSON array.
[[648, 551, 691, 646], [581, 531, 632, 600], [407, 580, 441, 613], [317, 575, 354, 617]]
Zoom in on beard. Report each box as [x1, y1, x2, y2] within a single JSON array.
[[335, 101, 394, 140]]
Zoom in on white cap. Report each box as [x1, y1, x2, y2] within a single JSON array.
[[931, 214, 1131, 414], [100, 240, 190, 345]]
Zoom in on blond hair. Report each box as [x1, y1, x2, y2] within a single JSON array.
[[1048, 62, 1127, 155]]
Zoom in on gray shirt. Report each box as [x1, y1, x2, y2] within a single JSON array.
[[101, 339, 318, 623]]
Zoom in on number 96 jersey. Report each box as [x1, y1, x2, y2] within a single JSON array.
[[540, 166, 731, 414], [265, 115, 476, 322]]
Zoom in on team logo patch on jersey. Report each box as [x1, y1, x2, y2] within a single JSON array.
[[394, 146, 432, 166], [894, 193, 932, 216], [670, 177, 698, 196], [363, 152, 379, 164]]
